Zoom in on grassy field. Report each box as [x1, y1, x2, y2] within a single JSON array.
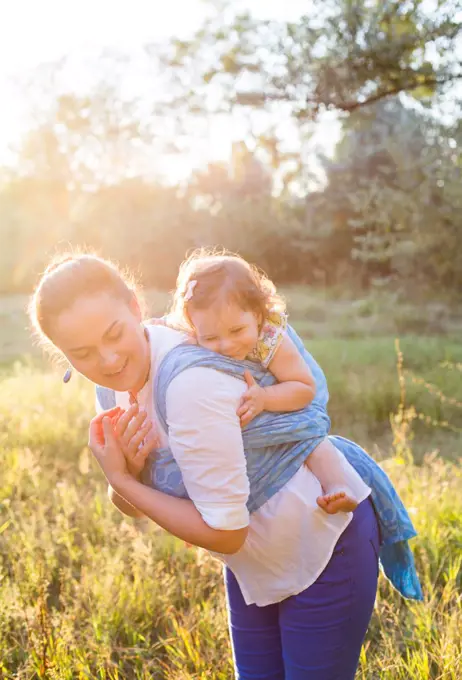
[[0, 289, 461, 678]]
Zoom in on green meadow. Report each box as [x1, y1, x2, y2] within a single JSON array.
[[0, 289, 461, 678]]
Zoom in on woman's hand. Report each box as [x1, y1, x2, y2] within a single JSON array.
[[113, 404, 159, 479], [88, 408, 132, 487]]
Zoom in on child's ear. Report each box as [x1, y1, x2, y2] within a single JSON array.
[[257, 311, 264, 330], [129, 293, 142, 322]]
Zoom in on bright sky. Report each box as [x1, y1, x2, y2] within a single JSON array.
[[0, 0, 339, 181]]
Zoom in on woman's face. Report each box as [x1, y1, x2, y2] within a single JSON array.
[[50, 291, 150, 392]]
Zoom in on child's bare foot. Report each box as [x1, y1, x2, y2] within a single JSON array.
[[316, 491, 358, 514]]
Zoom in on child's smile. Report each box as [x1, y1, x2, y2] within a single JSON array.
[[189, 302, 260, 361]]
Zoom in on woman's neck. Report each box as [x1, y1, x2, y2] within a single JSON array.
[[129, 325, 151, 401]]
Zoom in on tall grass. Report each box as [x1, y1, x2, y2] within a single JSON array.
[[0, 342, 461, 678]]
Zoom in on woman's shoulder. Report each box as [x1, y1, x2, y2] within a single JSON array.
[[144, 323, 194, 372], [95, 384, 116, 411], [145, 322, 190, 347]]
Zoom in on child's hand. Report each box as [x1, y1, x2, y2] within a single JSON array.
[[112, 404, 160, 480], [236, 371, 266, 427]]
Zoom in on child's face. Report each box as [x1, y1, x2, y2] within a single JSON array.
[[189, 301, 260, 361]]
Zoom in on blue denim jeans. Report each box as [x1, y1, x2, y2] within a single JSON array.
[[225, 498, 380, 679]]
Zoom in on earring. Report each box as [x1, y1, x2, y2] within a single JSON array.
[[63, 366, 72, 383]]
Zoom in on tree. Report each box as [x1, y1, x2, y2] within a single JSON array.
[[183, 144, 312, 281], [159, 0, 462, 122], [306, 98, 462, 293]]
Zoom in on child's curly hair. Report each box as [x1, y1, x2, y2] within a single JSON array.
[[169, 248, 286, 330]]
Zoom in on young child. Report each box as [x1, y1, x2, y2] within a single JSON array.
[[161, 249, 359, 514]]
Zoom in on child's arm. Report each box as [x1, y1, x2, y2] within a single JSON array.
[[237, 335, 316, 426], [263, 334, 316, 411]]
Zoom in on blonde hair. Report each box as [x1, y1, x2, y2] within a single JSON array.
[[29, 250, 144, 354], [170, 248, 285, 330]]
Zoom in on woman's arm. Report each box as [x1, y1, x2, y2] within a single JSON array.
[[110, 475, 247, 553], [164, 367, 251, 538], [91, 416, 248, 553], [107, 484, 145, 519], [90, 368, 250, 553]]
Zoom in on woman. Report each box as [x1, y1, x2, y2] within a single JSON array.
[[29, 252, 421, 679]]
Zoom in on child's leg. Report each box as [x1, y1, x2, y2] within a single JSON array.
[[305, 439, 359, 514]]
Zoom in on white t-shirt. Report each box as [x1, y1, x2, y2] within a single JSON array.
[[106, 325, 371, 607]]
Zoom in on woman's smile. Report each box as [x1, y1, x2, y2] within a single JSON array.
[[103, 357, 129, 378]]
